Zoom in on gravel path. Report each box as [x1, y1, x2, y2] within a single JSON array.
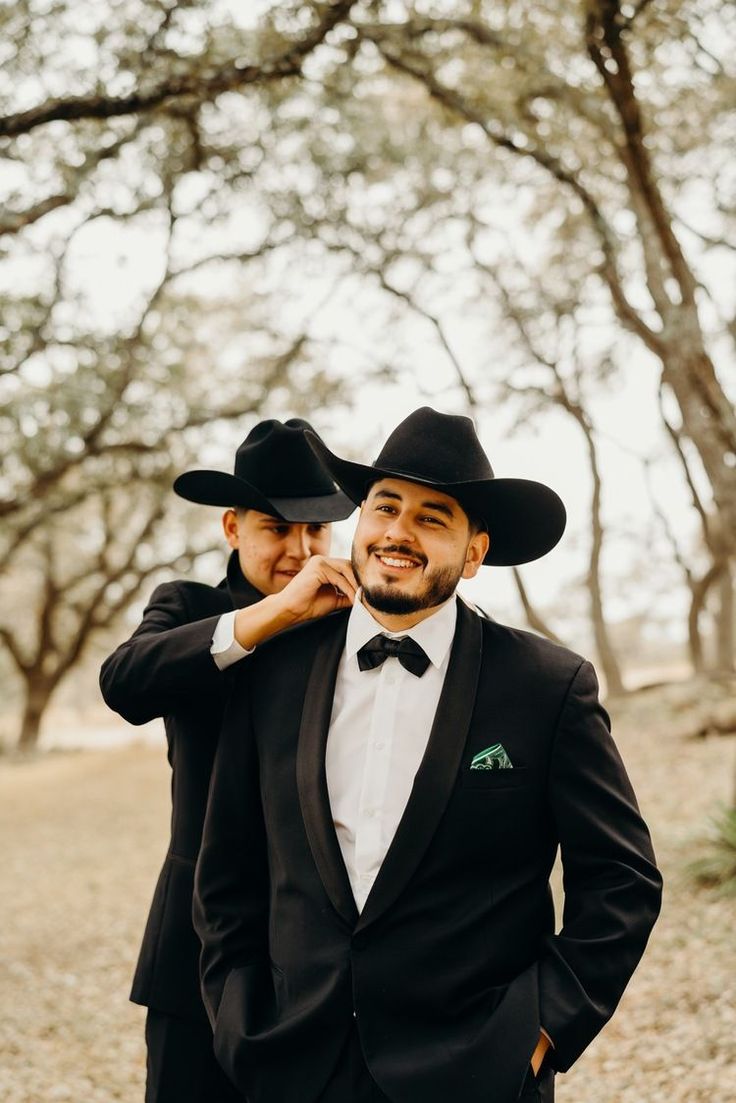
[[1, 698, 734, 1103]]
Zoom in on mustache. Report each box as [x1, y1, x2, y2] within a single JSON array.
[[368, 543, 427, 567]]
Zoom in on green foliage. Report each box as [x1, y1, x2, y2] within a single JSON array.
[[689, 804, 736, 896]]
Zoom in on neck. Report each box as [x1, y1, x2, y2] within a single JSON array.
[[361, 594, 450, 633]]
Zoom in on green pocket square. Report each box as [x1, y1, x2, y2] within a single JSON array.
[[470, 743, 513, 770]]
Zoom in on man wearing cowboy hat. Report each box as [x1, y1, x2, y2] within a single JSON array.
[[193, 407, 662, 1103], [100, 418, 356, 1103]]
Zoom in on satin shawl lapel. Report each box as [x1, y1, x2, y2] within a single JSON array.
[[296, 613, 358, 929], [355, 599, 483, 933]]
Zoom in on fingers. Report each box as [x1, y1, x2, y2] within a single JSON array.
[[316, 558, 358, 604], [330, 589, 353, 609], [273, 556, 358, 623]]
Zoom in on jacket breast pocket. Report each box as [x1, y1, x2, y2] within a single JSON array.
[[461, 766, 533, 791]]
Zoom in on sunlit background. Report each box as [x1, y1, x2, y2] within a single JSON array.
[[1, 2, 734, 1101]]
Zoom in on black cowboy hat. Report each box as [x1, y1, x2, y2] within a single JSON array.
[[306, 407, 566, 566], [174, 418, 354, 522]]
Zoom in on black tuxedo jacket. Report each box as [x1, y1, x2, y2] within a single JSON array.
[[100, 553, 261, 1020], [194, 599, 662, 1103]]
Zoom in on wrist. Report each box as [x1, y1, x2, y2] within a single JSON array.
[[260, 590, 303, 629], [530, 1032, 551, 1076], [234, 594, 298, 649]]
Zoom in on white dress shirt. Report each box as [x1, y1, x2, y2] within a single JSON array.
[[326, 592, 458, 912], [210, 609, 254, 670]]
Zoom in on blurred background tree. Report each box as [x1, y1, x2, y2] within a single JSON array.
[[1, 0, 734, 752]]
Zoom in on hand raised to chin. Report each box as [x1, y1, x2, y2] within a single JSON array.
[[234, 556, 358, 650], [272, 556, 358, 622]]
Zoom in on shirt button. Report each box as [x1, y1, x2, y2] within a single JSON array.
[[374, 742, 385, 751]]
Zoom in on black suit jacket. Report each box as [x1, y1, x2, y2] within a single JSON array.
[[194, 599, 662, 1103], [100, 553, 262, 1020]]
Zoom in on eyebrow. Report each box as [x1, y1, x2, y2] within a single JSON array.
[[373, 488, 455, 520]]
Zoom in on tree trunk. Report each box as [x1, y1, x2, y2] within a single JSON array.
[[581, 418, 627, 696], [715, 562, 734, 673], [662, 348, 736, 560], [589, 576, 627, 696], [17, 679, 55, 751], [687, 562, 725, 675], [687, 591, 705, 674], [585, 5, 736, 558]]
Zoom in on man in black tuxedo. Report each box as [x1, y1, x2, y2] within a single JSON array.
[[99, 418, 355, 1103], [193, 408, 662, 1103]]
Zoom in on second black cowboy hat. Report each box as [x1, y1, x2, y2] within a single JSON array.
[[174, 418, 354, 522], [306, 406, 566, 565]]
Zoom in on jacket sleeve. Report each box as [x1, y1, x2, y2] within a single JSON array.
[[538, 660, 663, 1071], [99, 582, 230, 725], [193, 672, 269, 1028]]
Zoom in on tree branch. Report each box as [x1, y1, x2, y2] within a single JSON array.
[[0, 194, 71, 235], [362, 28, 665, 357], [0, 625, 31, 674], [0, 122, 148, 235], [656, 383, 712, 549], [641, 455, 692, 584], [512, 568, 566, 646], [584, 0, 698, 308], [371, 266, 480, 410], [0, 1, 357, 138]]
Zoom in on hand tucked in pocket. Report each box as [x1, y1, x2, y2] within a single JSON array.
[[530, 1031, 551, 1076]]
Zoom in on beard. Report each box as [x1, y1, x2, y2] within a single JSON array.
[[351, 543, 464, 615]]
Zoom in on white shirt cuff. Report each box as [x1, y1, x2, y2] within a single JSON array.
[[540, 1026, 554, 1047], [210, 610, 254, 671]]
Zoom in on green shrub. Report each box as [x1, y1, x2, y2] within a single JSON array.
[[689, 805, 736, 896]]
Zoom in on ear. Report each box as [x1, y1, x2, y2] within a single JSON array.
[[462, 530, 490, 579], [222, 508, 240, 549]]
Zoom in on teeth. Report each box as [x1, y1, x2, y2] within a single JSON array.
[[380, 556, 415, 568]]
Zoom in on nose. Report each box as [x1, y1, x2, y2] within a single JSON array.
[[383, 510, 415, 545], [285, 526, 312, 562]]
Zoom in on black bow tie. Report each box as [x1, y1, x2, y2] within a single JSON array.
[[356, 634, 431, 678]]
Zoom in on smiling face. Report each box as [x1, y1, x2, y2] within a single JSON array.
[[350, 478, 489, 629], [223, 508, 331, 595]]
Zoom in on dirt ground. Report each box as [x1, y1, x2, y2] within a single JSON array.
[[1, 692, 734, 1103]]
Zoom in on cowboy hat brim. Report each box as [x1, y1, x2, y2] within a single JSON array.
[[173, 470, 355, 522], [305, 433, 566, 566]]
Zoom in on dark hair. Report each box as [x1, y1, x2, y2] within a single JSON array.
[[466, 511, 488, 537]]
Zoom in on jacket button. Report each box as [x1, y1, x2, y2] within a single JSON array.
[[352, 933, 368, 951]]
